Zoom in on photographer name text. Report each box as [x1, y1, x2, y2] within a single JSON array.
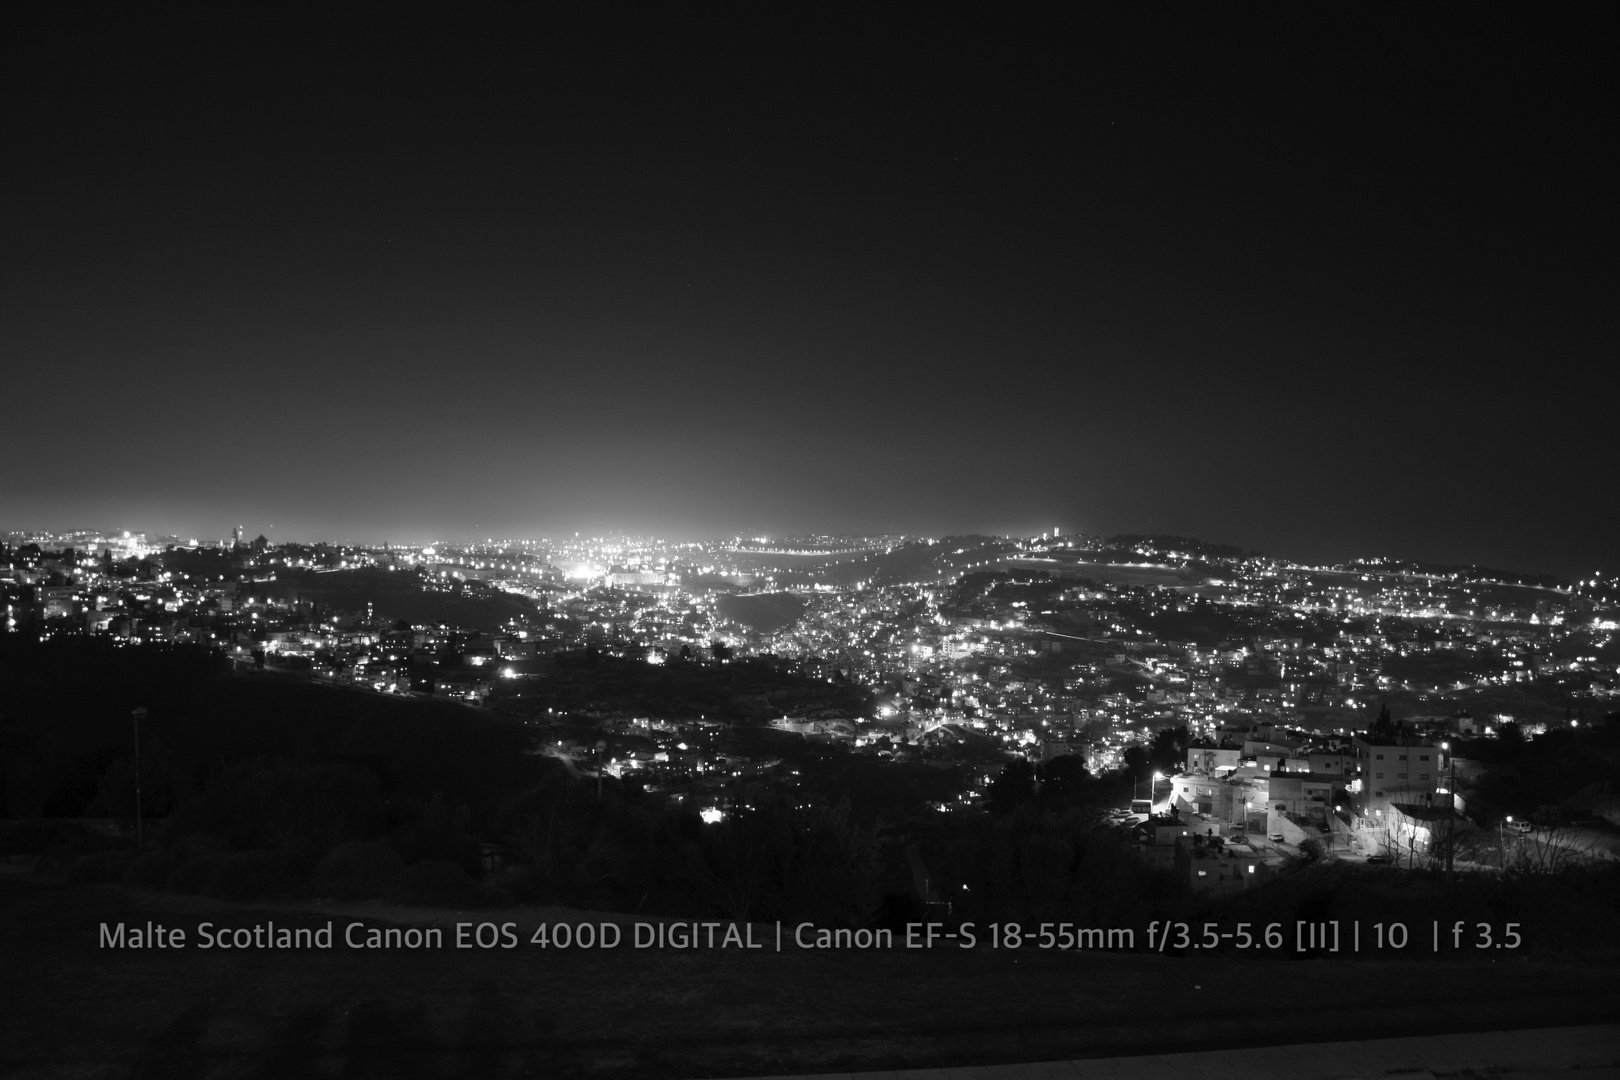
[[97, 918, 1525, 954]]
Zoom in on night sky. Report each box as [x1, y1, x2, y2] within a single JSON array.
[[4, 10, 1613, 576]]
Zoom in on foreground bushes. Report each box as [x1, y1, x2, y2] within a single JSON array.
[[1202, 858, 1620, 954], [1, 819, 123, 870], [65, 848, 138, 885], [71, 756, 507, 907], [389, 860, 498, 908], [310, 841, 407, 900], [59, 757, 893, 925], [929, 805, 1185, 929], [490, 774, 883, 925], [163, 758, 386, 854]]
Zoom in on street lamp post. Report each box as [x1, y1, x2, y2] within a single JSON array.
[[131, 707, 148, 847], [595, 740, 607, 802], [1442, 741, 1456, 886]]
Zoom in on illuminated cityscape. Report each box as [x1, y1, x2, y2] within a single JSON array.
[[4, 6, 1617, 1078], [6, 526, 1615, 869]]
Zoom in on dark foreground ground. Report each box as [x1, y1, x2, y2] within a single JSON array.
[[3, 877, 1618, 1080]]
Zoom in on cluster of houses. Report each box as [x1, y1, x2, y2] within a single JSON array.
[[1141, 719, 1459, 890]]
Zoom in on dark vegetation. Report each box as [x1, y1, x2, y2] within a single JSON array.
[[1106, 534, 1251, 560], [715, 591, 807, 634], [934, 806, 1189, 927], [1412, 562, 1567, 590], [1129, 597, 1263, 647], [257, 566, 540, 634], [800, 541, 955, 588], [6, 633, 1620, 948], [1450, 723, 1620, 823], [1382, 648, 1510, 687], [1200, 857, 1620, 954], [0, 635, 889, 920], [494, 651, 872, 722]]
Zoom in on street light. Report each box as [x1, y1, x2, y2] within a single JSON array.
[[131, 707, 148, 847], [595, 739, 607, 801], [1442, 741, 1455, 886]]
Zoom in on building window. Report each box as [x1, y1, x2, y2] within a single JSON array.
[[1397, 773, 1407, 779], [1420, 773, 1429, 780], [1376, 753, 1384, 760], [1376, 772, 1384, 779], [1420, 755, 1430, 761]]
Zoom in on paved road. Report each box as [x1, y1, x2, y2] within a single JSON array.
[[723, 1023, 1620, 1080]]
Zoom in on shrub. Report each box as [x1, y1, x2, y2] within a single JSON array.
[[161, 848, 302, 900], [386, 821, 482, 878], [164, 757, 386, 854], [165, 851, 229, 894], [385, 860, 483, 908], [172, 832, 229, 859], [67, 849, 138, 885], [207, 849, 302, 900], [311, 841, 407, 900], [485, 865, 545, 904], [124, 848, 186, 889], [2, 820, 122, 870]]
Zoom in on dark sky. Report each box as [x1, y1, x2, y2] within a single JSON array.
[[3, 9, 1614, 576]]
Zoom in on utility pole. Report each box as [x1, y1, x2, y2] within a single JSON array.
[[596, 739, 607, 801], [131, 707, 148, 847], [1443, 740, 1455, 887]]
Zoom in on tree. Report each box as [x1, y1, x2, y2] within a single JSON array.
[[768, 797, 882, 928], [0, 710, 37, 818], [988, 758, 1037, 814], [1037, 755, 1092, 808], [1148, 725, 1190, 774]]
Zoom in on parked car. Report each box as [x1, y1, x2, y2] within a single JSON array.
[[1365, 854, 1392, 865], [1268, 833, 1285, 843], [1511, 820, 1533, 833]]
